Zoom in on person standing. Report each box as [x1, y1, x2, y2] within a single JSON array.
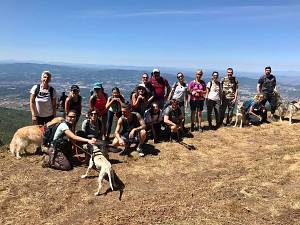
[[141, 72, 155, 105], [58, 91, 67, 112], [105, 87, 125, 140], [168, 72, 188, 130], [206, 71, 222, 129], [188, 69, 207, 132], [65, 85, 82, 125], [30, 71, 57, 125], [150, 68, 171, 110], [90, 82, 108, 140], [220, 68, 239, 126], [257, 66, 277, 121]]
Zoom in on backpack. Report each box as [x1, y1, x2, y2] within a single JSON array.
[[243, 98, 254, 112], [168, 82, 179, 100], [207, 81, 222, 99], [34, 84, 54, 99], [208, 80, 221, 90], [43, 121, 65, 147], [190, 80, 206, 92]]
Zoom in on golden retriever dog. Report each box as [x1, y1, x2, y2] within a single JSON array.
[[10, 117, 64, 159]]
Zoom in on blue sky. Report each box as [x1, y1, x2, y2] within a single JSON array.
[[1, 0, 300, 72]]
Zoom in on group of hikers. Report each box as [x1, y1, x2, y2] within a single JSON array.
[[29, 66, 277, 170]]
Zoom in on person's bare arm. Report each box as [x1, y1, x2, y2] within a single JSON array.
[[52, 97, 57, 117], [64, 129, 96, 144], [30, 94, 38, 124], [114, 118, 125, 146], [164, 115, 176, 127], [65, 97, 70, 115]]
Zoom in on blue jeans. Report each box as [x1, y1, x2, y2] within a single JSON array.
[[106, 110, 122, 136]]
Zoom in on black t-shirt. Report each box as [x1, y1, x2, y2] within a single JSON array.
[[258, 74, 276, 94]]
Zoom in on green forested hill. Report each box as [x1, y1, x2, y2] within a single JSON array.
[[0, 108, 31, 145]]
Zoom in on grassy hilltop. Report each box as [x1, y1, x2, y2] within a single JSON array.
[[0, 107, 31, 145], [1, 109, 300, 224]]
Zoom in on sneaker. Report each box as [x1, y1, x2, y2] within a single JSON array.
[[136, 146, 145, 157], [41, 155, 50, 168]]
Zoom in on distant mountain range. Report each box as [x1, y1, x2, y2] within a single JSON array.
[[0, 62, 299, 112]]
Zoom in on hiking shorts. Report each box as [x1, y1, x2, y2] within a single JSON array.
[[121, 131, 140, 144], [190, 100, 204, 111]]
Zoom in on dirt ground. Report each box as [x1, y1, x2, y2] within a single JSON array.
[[1, 116, 300, 225]]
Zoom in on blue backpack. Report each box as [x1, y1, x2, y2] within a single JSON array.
[[243, 98, 254, 112]]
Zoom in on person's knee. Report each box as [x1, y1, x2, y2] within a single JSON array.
[[171, 125, 177, 132], [140, 129, 146, 138], [112, 137, 119, 146]]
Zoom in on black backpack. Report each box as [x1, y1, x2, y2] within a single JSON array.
[[34, 84, 54, 99], [43, 121, 64, 147]]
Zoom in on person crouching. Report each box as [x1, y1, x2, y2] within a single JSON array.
[[42, 110, 96, 170], [112, 103, 147, 157], [163, 99, 184, 142]]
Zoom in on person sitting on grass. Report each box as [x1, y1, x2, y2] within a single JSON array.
[[246, 94, 267, 126], [112, 103, 147, 157], [163, 99, 184, 142]]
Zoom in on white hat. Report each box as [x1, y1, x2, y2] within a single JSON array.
[[152, 68, 160, 73]]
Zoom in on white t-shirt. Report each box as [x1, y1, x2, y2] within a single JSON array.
[[207, 81, 221, 101], [53, 122, 69, 141], [172, 82, 188, 102], [30, 85, 57, 117]]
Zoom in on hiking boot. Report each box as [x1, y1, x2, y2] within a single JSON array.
[[35, 146, 43, 155], [120, 148, 130, 156], [136, 146, 145, 157], [191, 124, 194, 132], [41, 155, 50, 168]]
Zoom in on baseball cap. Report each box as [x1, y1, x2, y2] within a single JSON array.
[[93, 82, 103, 89], [152, 68, 160, 73], [71, 85, 80, 91]]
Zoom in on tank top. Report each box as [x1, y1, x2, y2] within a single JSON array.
[[69, 96, 82, 115], [94, 95, 108, 116]]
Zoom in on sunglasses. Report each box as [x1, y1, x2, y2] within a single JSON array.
[[142, 76, 148, 79], [68, 115, 76, 118]]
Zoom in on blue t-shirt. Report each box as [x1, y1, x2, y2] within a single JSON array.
[[53, 123, 70, 141]]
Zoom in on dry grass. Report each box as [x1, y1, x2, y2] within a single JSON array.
[[1, 115, 300, 225]]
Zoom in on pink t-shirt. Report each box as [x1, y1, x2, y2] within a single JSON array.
[[188, 80, 206, 101]]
